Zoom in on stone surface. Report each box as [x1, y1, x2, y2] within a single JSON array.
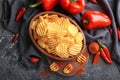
[[0, 0, 120, 80]]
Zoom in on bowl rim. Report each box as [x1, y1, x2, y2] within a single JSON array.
[[29, 11, 86, 61]]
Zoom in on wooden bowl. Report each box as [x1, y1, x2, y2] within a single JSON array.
[[29, 11, 86, 61]]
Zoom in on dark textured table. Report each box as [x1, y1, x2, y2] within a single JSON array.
[[0, 0, 120, 80]]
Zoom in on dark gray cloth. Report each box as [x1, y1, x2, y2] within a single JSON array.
[[0, 0, 120, 80]]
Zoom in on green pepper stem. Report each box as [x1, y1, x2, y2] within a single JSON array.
[[83, 18, 89, 24], [97, 40, 105, 48], [29, 2, 41, 8], [71, 0, 77, 2]]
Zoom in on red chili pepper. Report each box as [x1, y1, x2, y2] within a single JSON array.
[[92, 51, 100, 64], [12, 34, 19, 43], [97, 40, 113, 64], [60, 0, 86, 14], [16, 7, 26, 22], [82, 10, 111, 30], [98, 40, 113, 63], [89, 0, 98, 4], [30, 0, 59, 11], [102, 46, 113, 63], [100, 48, 112, 64], [117, 27, 120, 40], [30, 57, 40, 63]]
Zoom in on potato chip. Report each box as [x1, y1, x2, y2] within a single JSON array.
[[55, 43, 69, 58], [75, 32, 83, 44], [60, 18, 71, 30], [39, 37, 48, 43], [68, 44, 82, 55], [67, 24, 78, 36], [42, 14, 48, 18], [57, 37, 75, 44], [50, 62, 59, 72], [56, 30, 67, 38], [33, 30, 39, 40], [47, 31, 57, 39], [63, 64, 73, 74], [46, 38, 57, 48], [47, 14, 59, 22], [36, 23, 47, 37], [46, 46, 56, 54], [77, 54, 87, 64], [31, 19, 38, 30], [37, 39, 46, 49], [46, 22, 60, 31]]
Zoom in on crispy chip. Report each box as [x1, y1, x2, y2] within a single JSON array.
[[63, 64, 73, 74], [33, 30, 39, 40], [31, 19, 38, 30], [45, 38, 57, 54], [47, 31, 57, 39], [55, 43, 70, 58], [37, 39, 46, 49], [67, 24, 78, 36], [36, 23, 47, 36], [37, 37, 48, 48], [46, 38, 57, 48], [56, 30, 67, 38], [50, 62, 59, 72], [77, 54, 87, 64], [42, 14, 48, 18], [47, 14, 59, 22], [46, 46, 56, 54], [68, 44, 82, 55], [57, 37, 75, 44], [75, 32, 83, 44], [60, 18, 71, 30]]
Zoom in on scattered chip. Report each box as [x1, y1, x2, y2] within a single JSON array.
[[50, 62, 60, 72], [63, 64, 73, 74], [77, 54, 87, 64]]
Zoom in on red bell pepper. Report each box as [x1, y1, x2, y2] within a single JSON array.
[[82, 10, 111, 30], [60, 0, 86, 14], [30, 0, 59, 11], [41, 0, 59, 11]]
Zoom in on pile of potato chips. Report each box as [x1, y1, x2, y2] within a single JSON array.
[[31, 14, 84, 58]]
